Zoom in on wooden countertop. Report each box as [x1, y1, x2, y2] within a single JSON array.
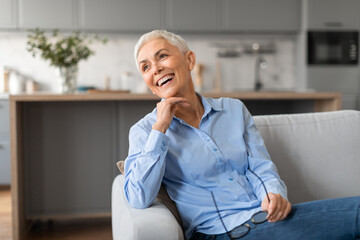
[[9, 91, 342, 102]]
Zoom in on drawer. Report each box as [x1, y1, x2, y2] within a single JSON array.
[[0, 100, 10, 134], [0, 138, 11, 184]]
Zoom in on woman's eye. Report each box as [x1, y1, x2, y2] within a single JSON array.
[[159, 53, 167, 59], [142, 65, 149, 72]]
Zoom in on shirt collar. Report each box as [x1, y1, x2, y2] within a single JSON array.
[[198, 93, 223, 116]]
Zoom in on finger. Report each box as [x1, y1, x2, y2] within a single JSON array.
[[261, 199, 269, 212], [272, 200, 289, 222], [267, 193, 279, 217], [157, 98, 189, 115], [163, 97, 189, 106], [281, 202, 292, 220], [270, 199, 291, 222], [268, 194, 284, 222]]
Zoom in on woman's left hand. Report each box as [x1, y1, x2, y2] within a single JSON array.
[[261, 193, 292, 223]]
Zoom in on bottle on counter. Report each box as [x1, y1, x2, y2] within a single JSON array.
[[8, 70, 25, 94], [121, 71, 132, 92], [1, 67, 10, 93], [25, 79, 38, 93]]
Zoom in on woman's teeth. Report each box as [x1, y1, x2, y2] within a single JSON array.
[[158, 75, 174, 86]]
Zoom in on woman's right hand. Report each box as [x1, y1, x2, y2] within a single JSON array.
[[152, 97, 189, 134]]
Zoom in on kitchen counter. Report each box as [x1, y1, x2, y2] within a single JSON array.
[[9, 91, 341, 111], [9, 91, 342, 240]]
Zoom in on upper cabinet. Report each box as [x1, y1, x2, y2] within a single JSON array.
[[0, 0, 16, 28], [222, 0, 300, 32], [165, 0, 220, 32], [18, 0, 77, 29], [308, 0, 360, 29], [2, 0, 302, 33], [79, 0, 163, 31]]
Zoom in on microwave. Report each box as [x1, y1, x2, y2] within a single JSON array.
[[308, 31, 358, 65]]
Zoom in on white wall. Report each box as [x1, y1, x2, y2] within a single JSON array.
[[0, 32, 298, 93]]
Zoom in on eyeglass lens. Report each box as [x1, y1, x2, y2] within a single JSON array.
[[251, 211, 268, 223], [230, 211, 268, 238]]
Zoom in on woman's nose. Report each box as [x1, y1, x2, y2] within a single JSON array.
[[153, 64, 163, 75]]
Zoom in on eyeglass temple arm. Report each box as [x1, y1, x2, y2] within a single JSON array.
[[210, 191, 232, 239], [248, 168, 271, 204]]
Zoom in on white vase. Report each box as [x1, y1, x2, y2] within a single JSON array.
[[56, 65, 78, 94]]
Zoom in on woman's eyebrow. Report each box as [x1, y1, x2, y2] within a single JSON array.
[[154, 48, 168, 57], [139, 48, 169, 65]]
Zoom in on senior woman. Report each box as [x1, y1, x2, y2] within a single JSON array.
[[124, 30, 360, 240]]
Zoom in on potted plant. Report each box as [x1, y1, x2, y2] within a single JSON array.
[[27, 29, 107, 94]]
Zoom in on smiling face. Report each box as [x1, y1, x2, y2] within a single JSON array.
[[137, 38, 196, 99]]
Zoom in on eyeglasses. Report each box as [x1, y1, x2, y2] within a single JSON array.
[[210, 168, 271, 239]]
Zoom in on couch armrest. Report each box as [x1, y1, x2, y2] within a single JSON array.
[[112, 175, 184, 240]]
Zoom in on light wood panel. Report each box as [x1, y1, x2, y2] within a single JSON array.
[[9, 91, 342, 105]]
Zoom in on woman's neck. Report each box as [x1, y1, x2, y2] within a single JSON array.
[[174, 91, 204, 128]]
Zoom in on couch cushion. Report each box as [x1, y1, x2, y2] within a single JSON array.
[[253, 110, 360, 204]]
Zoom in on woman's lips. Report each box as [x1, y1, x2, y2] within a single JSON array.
[[157, 74, 175, 87]]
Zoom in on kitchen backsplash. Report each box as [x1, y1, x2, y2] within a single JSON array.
[[0, 32, 296, 93]]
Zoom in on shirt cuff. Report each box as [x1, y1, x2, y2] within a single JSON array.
[[259, 185, 288, 202], [144, 129, 169, 154]]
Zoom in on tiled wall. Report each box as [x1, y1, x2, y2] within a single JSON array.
[[0, 32, 297, 93]]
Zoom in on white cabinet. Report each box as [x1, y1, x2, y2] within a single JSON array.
[[165, 0, 220, 32], [0, 100, 10, 185], [222, 0, 300, 32], [308, 67, 360, 110], [0, 0, 16, 28], [308, 0, 360, 29], [79, 0, 163, 31], [18, 0, 77, 29]]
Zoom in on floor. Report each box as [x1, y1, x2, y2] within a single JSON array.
[[0, 187, 12, 240], [0, 187, 113, 240]]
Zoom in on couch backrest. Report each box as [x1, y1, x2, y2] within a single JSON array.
[[253, 110, 360, 204]]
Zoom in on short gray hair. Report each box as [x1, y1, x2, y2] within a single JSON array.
[[134, 30, 190, 68]]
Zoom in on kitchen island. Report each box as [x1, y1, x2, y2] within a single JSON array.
[[10, 91, 341, 240]]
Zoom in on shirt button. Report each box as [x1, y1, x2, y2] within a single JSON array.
[[206, 138, 210, 142], [213, 147, 217, 152], [228, 178, 233, 181], [161, 146, 166, 151]]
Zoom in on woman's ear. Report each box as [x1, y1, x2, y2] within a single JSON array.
[[186, 51, 196, 71]]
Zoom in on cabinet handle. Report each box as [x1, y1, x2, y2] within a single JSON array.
[[324, 22, 343, 28]]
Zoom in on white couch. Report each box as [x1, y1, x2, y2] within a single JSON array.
[[112, 110, 360, 240]]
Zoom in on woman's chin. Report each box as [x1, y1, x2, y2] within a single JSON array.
[[155, 88, 179, 99]]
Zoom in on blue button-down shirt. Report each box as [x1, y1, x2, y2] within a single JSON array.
[[124, 95, 287, 239]]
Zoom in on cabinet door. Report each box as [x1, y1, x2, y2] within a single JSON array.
[[0, 100, 9, 134], [308, 0, 360, 29], [19, 0, 77, 29], [0, 0, 16, 28], [308, 67, 359, 110], [0, 138, 10, 184], [80, 0, 163, 31], [223, 0, 300, 32], [165, 0, 219, 32]]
